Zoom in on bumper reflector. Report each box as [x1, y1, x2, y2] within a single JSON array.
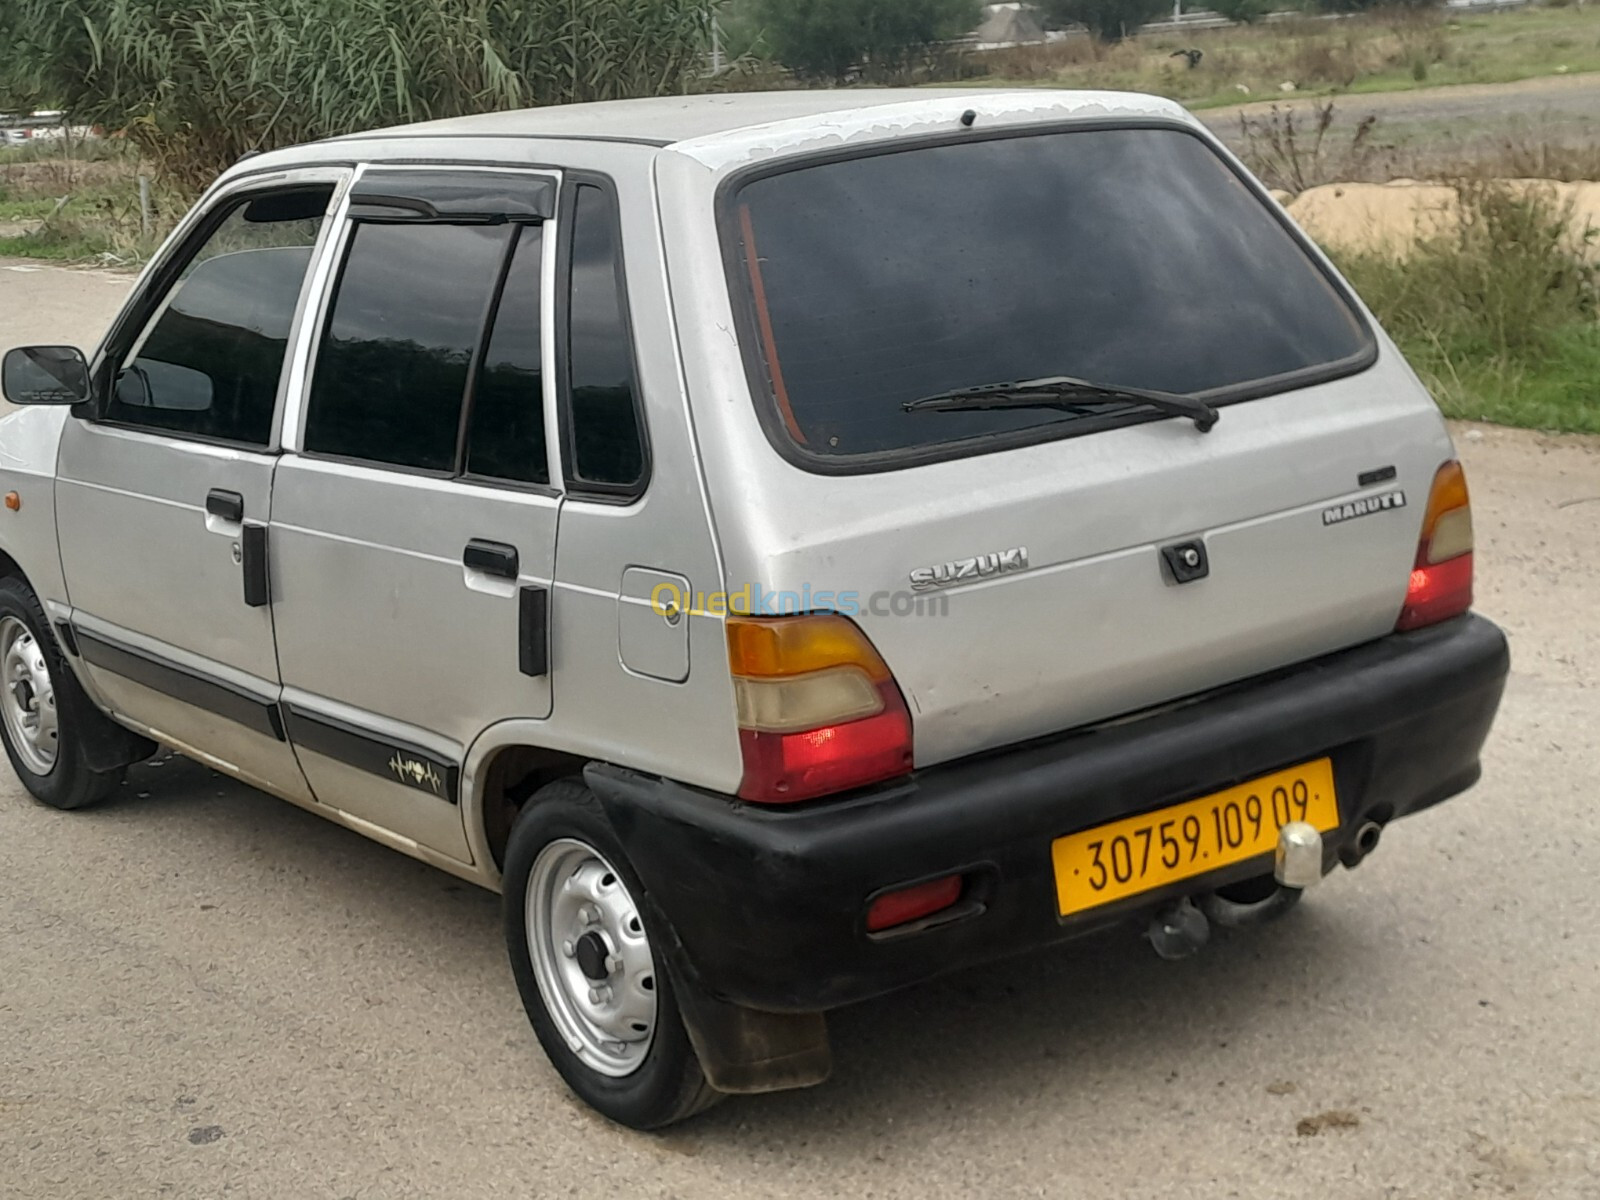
[[866, 874, 964, 933]]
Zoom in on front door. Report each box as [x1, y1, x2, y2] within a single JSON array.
[[54, 174, 344, 800], [268, 167, 561, 863]]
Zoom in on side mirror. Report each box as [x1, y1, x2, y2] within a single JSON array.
[[2, 346, 91, 406]]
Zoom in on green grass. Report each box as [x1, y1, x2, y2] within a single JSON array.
[[958, 5, 1600, 110], [0, 227, 122, 261], [1394, 323, 1600, 434]]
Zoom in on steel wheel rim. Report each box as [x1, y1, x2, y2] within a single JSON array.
[[526, 837, 658, 1078], [0, 616, 57, 776]]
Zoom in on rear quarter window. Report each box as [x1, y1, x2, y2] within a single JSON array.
[[723, 125, 1373, 469]]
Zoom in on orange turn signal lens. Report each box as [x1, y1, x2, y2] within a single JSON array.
[[726, 614, 893, 682], [1418, 460, 1473, 566]]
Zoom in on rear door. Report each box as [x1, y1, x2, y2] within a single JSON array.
[[54, 174, 342, 798], [269, 167, 560, 862], [713, 123, 1442, 766]]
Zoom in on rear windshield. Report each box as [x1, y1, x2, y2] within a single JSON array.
[[725, 126, 1372, 466]]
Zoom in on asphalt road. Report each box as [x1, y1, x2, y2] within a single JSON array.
[[2, 262, 1598, 1199]]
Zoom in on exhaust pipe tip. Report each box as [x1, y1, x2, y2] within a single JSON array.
[[1339, 820, 1384, 869], [1147, 896, 1209, 960]]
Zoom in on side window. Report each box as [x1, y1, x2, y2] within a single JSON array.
[[465, 226, 548, 485], [305, 222, 513, 472], [566, 184, 645, 491], [107, 187, 331, 445]]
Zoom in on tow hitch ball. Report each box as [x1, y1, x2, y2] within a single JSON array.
[[1146, 822, 1326, 960]]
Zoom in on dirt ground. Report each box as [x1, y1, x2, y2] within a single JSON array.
[[1, 261, 1599, 1198]]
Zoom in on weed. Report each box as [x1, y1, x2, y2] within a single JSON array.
[[1236, 101, 1387, 193]]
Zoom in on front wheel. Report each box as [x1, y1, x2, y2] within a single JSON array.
[[503, 778, 719, 1129], [0, 576, 124, 810]]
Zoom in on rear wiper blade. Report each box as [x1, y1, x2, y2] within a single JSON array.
[[902, 374, 1219, 432]]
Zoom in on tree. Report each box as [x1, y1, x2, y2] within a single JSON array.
[[753, 0, 982, 83], [1208, 0, 1274, 24], [1039, 0, 1169, 42]]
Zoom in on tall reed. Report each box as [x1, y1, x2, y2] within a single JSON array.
[[0, 0, 714, 187]]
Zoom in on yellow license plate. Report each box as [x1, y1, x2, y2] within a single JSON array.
[[1051, 758, 1340, 917]]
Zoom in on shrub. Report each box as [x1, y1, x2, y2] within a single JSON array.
[[1333, 181, 1600, 431], [1038, 0, 1169, 43], [1339, 180, 1596, 357], [1208, 0, 1275, 24], [752, 0, 981, 82]]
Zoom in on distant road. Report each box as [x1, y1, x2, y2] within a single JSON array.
[[1199, 71, 1600, 161]]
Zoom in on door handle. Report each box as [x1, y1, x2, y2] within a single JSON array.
[[206, 488, 244, 522], [463, 539, 519, 581]]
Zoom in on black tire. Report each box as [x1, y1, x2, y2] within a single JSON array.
[[503, 778, 720, 1130], [0, 575, 126, 810]]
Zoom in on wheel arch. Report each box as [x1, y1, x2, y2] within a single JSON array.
[[462, 723, 591, 887], [0, 546, 26, 585]]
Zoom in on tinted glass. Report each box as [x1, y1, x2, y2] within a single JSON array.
[[567, 184, 644, 488], [729, 129, 1372, 460], [466, 225, 548, 485], [306, 222, 512, 471], [108, 189, 330, 444]]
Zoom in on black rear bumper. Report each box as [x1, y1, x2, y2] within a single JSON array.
[[588, 614, 1509, 1014]]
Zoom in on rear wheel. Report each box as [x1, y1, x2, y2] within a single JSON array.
[[503, 778, 718, 1129], [0, 576, 125, 810]]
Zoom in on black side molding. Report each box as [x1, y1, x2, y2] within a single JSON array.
[[75, 629, 285, 741], [241, 523, 269, 607], [519, 586, 549, 677], [281, 704, 460, 805], [55, 621, 80, 657]]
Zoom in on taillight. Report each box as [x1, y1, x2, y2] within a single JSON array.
[[727, 614, 913, 803], [1396, 460, 1474, 631]]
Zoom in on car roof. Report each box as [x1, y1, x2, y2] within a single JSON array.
[[228, 89, 1197, 185], [328, 89, 1188, 148]]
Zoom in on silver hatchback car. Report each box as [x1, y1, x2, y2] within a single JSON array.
[[0, 90, 1508, 1128]]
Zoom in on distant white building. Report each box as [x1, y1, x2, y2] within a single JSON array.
[[970, 3, 1048, 49]]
